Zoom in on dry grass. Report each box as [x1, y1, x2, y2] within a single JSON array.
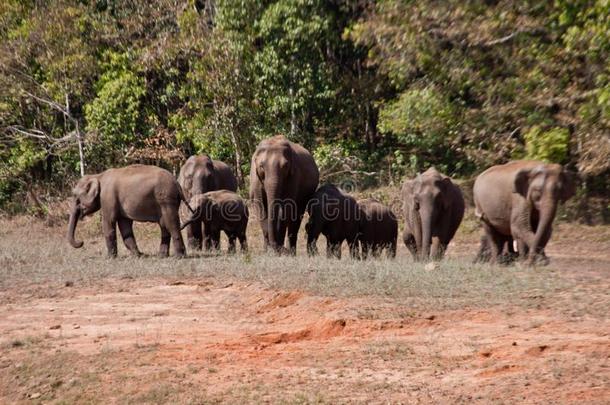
[[0, 213, 590, 314]]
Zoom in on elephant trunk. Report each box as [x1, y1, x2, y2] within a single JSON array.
[[529, 200, 557, 261], [67, 202, 84, 248], [266, 180, 283, 252], [180, 203, 203, 230], [412, 214, 423, 260], [420, 210, 433, 260]]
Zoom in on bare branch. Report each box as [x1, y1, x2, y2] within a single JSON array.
[[479, 28, 547, 47]]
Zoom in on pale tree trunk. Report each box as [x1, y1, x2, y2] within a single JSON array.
[[65, 93, 85, 176]]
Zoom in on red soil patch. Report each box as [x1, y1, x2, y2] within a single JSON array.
[[1, 276, 609, 403]]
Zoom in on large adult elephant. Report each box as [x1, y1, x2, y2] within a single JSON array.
[[67, 164, 188, 258], [178, 155, 237, 250], [473, 160, 575, 265], [401, 167, 464, 260], [249, 135, 319, 254]]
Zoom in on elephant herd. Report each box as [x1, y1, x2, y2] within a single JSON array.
[[67, 135, 575, 266]]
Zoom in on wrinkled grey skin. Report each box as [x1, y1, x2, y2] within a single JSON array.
[[305, 184, 360, 259], [357, 198, 398, 259], [178, 155, 237, 250], [249, 135, 319, 255], [401, 167, 465, 261], [67, 164, 187, 258], [181, 190, 248, 253], [474, 160, 575, 265]]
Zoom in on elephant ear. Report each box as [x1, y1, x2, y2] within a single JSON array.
[[437, 177, 453, 210], [514, 165, 545, 197], [84, 177, 100, 205], [513, 168, 531, 197], [560, 170, 577, 202]]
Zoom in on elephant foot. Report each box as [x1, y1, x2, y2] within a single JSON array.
[[130, 250, 143, 258], [188, 242, 202, 251], [526, 254, 550, 267], [497, 252, 518, 265]]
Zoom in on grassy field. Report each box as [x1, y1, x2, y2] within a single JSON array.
[[0, 208, 609, 403]]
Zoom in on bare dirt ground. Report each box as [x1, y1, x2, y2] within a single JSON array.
[[0, 212, 609, 404]]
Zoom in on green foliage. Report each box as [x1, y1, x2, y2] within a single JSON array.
[[85, 52, 146, 152], [379, 87, 459, 148], [523, 126, 570, 164], [1, 0, 609, 212], [379, 86, 462, 173]]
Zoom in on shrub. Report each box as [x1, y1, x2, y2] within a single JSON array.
[[523, 126, 570, 163]]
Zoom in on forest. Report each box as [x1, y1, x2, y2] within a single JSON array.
[[0, 0, 608, 214]]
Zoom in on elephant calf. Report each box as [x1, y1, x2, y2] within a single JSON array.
[[181, 190, 248, 253], [401, 167, 464, 261], [357, 198, 398, 259], [67, 164, 188, 258], [178, 154, 238, 250], [305, 184, 360, 259], [473, 160, 575, 265]]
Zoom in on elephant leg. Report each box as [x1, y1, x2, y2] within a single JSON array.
[[227, 233, 237, 254], [430, 237, 445, 261], [118, 218, 141, 256], [286, 217, 302, 256], [161, 206, 185, 258], [325, 238, 332, 258], [327, 238, 342, 259], [187, 221, 203, 251], [348, 240, 360, 260], [239, 233, 248, 253], [212, 229, 221, 251], [481, 222, 503, 265], [474, 233, 491, 263], [261, 219, 269, 252], [102, 217, 118, 258], [403, 229, 417, 259], [388, 240, 397, 259], [307, 227, 321, 257], [371, 243, 382, 258], [203, 224, 214, 251], [361, 241, 369, 260], [334, 240, 343, 259], [159, 225, 171, 258]]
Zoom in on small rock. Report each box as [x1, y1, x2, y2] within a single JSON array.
[[29, 393, 41, 399], [73, 325, 80, 330], [49, 324, 61, 330], [65, 281, 74, 287], [424, 262, 439, 271]]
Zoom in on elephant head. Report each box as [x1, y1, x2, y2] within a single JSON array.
[[180, 155, 217, 198], [410, 169, 453, 260], [255, 143, 295, 251], [67, 175, 101, 248], [513, 163, 575, 257]]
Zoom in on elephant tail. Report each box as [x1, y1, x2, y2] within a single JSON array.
[[178, 184, 195, 213]]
